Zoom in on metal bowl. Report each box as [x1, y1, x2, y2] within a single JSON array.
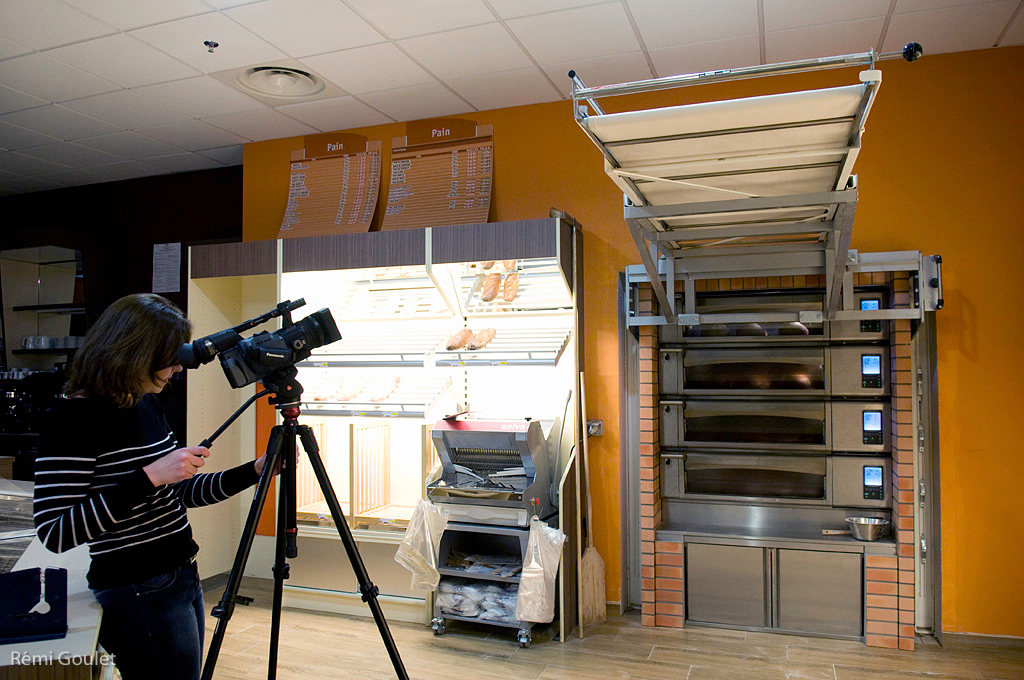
[[845, 517, 890, 541]]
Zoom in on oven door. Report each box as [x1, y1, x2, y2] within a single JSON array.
[[662, 451, 828, 504], [663, 400, 828, 451], [661, 347, 826, 397]]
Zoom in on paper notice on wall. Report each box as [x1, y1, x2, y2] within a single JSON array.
[[152, 242, 181, 293]]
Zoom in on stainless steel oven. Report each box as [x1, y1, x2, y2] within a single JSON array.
[[660, 346, 889, 398], [661, 451, 890, 509]]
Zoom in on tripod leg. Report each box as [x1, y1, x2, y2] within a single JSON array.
[[201, 425, 286, 680], [267, 425, 298, 680], [296, 425, 410, 680]]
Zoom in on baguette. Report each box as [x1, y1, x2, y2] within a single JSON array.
[[481, 260, 495, 270], [503, 273, 519, 302], [446, 328, 473, 350], [503, 259, 517, 271], [467, 328, 496, 350], [480, 273, 501, 301]]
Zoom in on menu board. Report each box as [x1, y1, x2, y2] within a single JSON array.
[[381, 119, 493, 231], [278, 134, 381, 238]]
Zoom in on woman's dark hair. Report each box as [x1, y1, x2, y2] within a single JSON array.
[[65, 294, 192, 407]]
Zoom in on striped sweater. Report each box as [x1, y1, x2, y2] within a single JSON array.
[[33, 393, 259, 590]]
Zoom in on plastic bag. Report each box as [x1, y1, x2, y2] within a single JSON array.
[[513, 516, 566, 623], [394, 499, 448, 591]]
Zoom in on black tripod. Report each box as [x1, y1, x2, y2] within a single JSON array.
[[201, 371, 409, 680]]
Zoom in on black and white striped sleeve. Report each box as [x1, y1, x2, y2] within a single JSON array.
[[170, 461, 260, 508]]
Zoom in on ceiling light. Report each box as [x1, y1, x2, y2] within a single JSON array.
[[237, 66, 324, 99]]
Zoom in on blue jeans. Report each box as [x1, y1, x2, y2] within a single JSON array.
[[93, 560, 204, 680]]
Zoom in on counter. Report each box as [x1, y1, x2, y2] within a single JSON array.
[[0, 479, 107, 678]]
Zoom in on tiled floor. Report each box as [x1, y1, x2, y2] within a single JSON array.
[[196, 577, 1022, 680]]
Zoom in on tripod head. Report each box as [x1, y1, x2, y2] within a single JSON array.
[[258, 367, 305, 410]]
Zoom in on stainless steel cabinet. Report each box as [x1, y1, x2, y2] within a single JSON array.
[[777, 549, 862, 636], [686, 543, 767, 627]]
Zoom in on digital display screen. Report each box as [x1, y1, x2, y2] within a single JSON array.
[[861, 298, 880, 311], [864, 466, 883, 487], [862, 354, 882, 375], [863, 411, 883, 431]]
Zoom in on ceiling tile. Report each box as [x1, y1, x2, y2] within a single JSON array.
[[88, 160, 161, 180], [1003, 9, 1024, 44], [448, 67, 561, 110], [130, 12, 287, 73], [136, 76, 264, 118], [202, 109, 318, 142], [506, 3, 641, 64], [226, 0, 382, 58], [275, 96, 393, 130], [399, 23, 530, 79], [0, 151, 72, 176], [196, 145, 244, 165], [36, 168, 108, 187], [47, 34, 200, 89], [0, 36, 32, 61], [137, 119, 250, 150], [358, 82, 473, 122], [542, 52, 653, 93], [626, 0, 759, 49], [142, 153, 226, 172], [343, 0, 496, 39], [17, 141, 125, 168], [60, 0, 212, 31], [0, 85, 48, 115], [0, 121, 62, 151], [882, 2, 1016, 54], [488, 0, 598, 20], [0, 173, 65, 193], [199, 0, 256, 7], [648, 35, 762, 77], [302, 43, 434, 95], [0, 105, 120, 140], [0, 0, 115, 50], [895, 0, 1000, 13], [762, 0, 891, 31], [0, 53, 120, 102], [765, 18, 886, 63], [63, 90, 191, 130], [76, 132, 186, 158]]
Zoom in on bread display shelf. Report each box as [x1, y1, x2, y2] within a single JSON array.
[[458, 258, 573, 314], [302, 326, 448, 367], [435, 326, 572, 366], [302, 376, 452, 418]]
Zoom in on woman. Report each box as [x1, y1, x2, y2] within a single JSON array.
[[33, 294, 274, 680]]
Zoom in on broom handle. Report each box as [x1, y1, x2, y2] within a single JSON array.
[[580, 371, 595, 550]]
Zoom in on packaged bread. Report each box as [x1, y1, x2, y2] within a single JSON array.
[[503, 273, 519, 302], [503, 259, 517, 271], [446, 328, 473, 350], [481, 260, 495, 270], [480, 273, 501, 301], [467, 328, 496, 350]]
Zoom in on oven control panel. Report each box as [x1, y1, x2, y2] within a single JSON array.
[[861, 353, 883, 389], [862, 410, 884, 445], [859, 297, 882, 333], [863, 465, 885, 500]]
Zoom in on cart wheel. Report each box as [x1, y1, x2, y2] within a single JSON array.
[[431, 617, 446, 636], [517, 629, 531, 648]]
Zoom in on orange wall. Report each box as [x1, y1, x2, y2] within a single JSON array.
[[243, 46, 1024, 637]]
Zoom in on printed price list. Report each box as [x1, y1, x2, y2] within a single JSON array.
[[279, 149, 381, 238], [381, 137, 493, 231]]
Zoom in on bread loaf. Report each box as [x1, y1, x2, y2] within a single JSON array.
[[503, 273, 519, 302], [481, 260, 495, 270], [503, 259, 517, 271], [480, 273, 501, 301], [446, 328, 473, 350], [467, 328, 496, 350]]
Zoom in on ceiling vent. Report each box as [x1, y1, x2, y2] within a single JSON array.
[[237, 66, 324, 99]]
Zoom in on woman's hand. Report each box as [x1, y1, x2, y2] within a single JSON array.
[[143, 447, 210, 486], [254, 451, 295, 478]]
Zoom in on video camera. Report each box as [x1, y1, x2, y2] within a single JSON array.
[[178, 299, 341, 390]]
